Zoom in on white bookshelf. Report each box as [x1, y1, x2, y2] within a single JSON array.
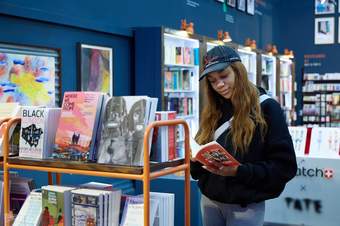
[[261, 54, 277, 97], [163, 31, 200, 157], [237, 48, 257, 85]]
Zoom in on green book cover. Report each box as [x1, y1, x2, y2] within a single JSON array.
[[42, 190, 65, 226]]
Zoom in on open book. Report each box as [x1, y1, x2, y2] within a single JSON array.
[[190, 137, 240, 168]]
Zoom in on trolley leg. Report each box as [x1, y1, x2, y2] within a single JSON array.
[[56, 173, 61, 185], [143, 179, 150, 226], [3, 165, 10, 226], [185, 166, 191, 226], [48, 172, 53, 185]]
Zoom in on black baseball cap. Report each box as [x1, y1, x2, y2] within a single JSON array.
[[200, 45, 241, 81]]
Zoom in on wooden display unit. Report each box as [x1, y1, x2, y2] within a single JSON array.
[[2, 117, 191, 226]]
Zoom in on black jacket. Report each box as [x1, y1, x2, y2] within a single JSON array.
[[190, 90, 297, 205]]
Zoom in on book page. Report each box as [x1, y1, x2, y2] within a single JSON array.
[[189, 136, 202, 157]]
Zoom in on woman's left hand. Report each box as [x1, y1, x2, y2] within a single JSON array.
[[202, 161, 239, 176]]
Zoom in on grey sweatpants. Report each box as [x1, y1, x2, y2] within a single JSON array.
[[201, 194, 265, 226]]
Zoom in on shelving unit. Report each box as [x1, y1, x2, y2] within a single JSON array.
[[135, 27, 201, 158], [302, 73, 340, 127], [277, 56, 296, 125], [237, 47, 257, 85], [2, 117, 191, 226], [258, 53, 277, 97]]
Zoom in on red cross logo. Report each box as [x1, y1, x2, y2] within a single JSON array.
[[324, 168, 334, 179]]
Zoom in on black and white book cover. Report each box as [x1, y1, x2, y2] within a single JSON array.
[[96, 96, 157, 166], [19, 106, 61, 159]]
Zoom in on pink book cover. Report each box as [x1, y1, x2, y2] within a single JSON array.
[[168, 111, 177, 160], [54, 92, 102, 161]]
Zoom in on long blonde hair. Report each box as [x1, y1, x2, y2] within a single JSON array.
[[196, 61, 267, 154]]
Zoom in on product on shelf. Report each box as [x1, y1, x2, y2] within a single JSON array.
[[302, 72, 340, 127], [19, 106, 61, 159], [96, 96, 157, 166], [53, 92, 106, 162]]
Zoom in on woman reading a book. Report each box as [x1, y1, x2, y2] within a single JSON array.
[[191, 45, 297, 226]]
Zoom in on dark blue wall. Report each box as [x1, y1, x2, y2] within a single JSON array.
[[274, 0, 340, 123], [0, 0, 280, 96], [0, 14, 133, 96], [274, 0, 340, 74], [0, 0, 277, 48]]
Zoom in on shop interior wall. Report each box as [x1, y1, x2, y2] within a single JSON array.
[[0, 13, 134, 191], [0, 0, 282, 202], [0, 0, 278, 51], [0, 14, 133, 96], [274, 0, 340, 124]]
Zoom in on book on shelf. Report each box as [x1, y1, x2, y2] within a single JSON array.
[[1, 175, 36, 215], [120, 192, 175, 226], [12, 190, 42, 226], [0, 102, 21, 155], [175, 47, 183, 64], [41, 185, 74, 226], [71, 188, 121, 226], [80, 182, 113, 191], [19, 106, 61, 159], [150, 111, 177, 162], [190, 137, 240, 168], [53, 92, 106, 162], [120, 195, 159, 226], [183, 47, 193, 65], [96, 96, 158, 166]]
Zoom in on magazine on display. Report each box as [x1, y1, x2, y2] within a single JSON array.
[[190, 137, 240, 168]]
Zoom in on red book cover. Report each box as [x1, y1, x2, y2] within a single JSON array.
[[191, 139, 240, 168], [167, 111, 177, 160]]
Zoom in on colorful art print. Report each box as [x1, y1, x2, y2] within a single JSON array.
[[79, 43, 113, 95], [227, 0, 236, 7], [315, 0, 335, 14], [237, 0, 246, 11], [314, 17, 334, 44], [247, 0, 255, 15], [0, 52, 55, 106]]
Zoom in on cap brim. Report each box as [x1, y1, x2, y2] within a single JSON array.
[[199, 62, 231, 81]]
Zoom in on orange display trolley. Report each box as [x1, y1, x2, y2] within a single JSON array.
[[2, 117, 191, 226]]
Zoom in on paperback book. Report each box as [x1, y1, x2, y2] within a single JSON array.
[[19, 107, 61, 159], [41, 185, 74, 226], [96, 96, 157, 166], [190, 137, 240, 168], [53, 92, 105, 161]]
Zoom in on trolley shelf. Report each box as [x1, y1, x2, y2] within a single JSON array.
[[2, 117, 191, 226], [7, 157, 185, 175]]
